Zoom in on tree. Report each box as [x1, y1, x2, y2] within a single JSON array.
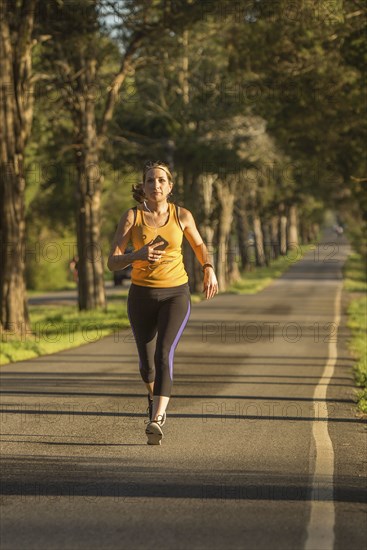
[[40, 0, 205, 309], [38, 1, 145, 309], [0, 0, 38, 332], [225, 0, 366, 249]]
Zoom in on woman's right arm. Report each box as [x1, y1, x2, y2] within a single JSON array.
[[107, 209, 166, 271], [107, 209, 137, 271]]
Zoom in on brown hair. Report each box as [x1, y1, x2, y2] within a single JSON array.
[[131, 161, 173, 203]]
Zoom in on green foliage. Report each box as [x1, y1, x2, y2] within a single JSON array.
[[343, 252, 367, 293], [220, 0, 366, 221], [100, 160, 139, 268], [25, 231, 77, 291], [344, 252, 367, 413], [349, 297, 367, 414], [24, 104, 79, 290]]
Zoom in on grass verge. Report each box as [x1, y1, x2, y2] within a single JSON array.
[[343, 252, 367, 414], [1, 302, 130, 366]]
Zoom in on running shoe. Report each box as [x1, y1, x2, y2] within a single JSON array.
[[146, 395, 166, 426], [145, 415, 165, 445]]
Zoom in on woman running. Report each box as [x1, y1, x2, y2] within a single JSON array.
[[107, 161, 218, 445]]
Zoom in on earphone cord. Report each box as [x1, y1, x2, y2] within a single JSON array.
[[143, 200, 158, 237], [143, 200, 169, 235]]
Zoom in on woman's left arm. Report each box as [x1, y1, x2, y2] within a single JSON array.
[[179, 207, 219, 299]]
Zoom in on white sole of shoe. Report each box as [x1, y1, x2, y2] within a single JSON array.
[[145, 422, 163, 445]]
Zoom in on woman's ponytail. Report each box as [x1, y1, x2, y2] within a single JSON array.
[[131, 182, 145, 203]]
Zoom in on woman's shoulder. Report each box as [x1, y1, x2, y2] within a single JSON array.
[[118, 206, 139, 226], [175, 205, 193, 220], [174, 204, 191, 215], [174, 204, 194, 230]]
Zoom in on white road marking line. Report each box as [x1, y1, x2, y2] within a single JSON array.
[[305, 283, 342, 550]]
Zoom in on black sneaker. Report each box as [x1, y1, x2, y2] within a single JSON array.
[[146, 395, 166, 426], [145, 415, 165, 445]]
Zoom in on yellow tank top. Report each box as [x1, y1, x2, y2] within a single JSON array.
[[130, 202, 189, 288]]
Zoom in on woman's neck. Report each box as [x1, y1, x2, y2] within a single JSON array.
[[143, 200, 169, 215]]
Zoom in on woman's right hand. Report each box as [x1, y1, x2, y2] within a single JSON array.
[[133, 240, 167, 263]]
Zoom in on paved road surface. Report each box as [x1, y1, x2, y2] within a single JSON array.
[[1, 229, 366, 550], [28, 281, 128, 306]]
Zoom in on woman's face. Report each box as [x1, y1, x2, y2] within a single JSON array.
[[144, 168, 173, 202]]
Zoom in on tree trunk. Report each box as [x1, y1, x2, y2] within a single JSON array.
[[235, 197, 251, 271], [0, 0, 36, 333], [182, 167, 201, 293], [75, 79, 106, 310], [280, 214, 288, 255], [311, 222, 320, 241], [227, 230, 241, 283], [287, 204, 299, 251], [270, 215, 280, 259], [262, 220, 271, 266], [299, 217, 311, 244], [215, 181, 235, 290], [178, 29, 189, 105], [199, 172, 216, 263], [253, 213, 266, 267]]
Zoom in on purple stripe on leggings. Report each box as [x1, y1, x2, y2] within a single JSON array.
[[168, 299, 191, 381]]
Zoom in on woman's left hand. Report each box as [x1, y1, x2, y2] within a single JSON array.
[[203, 268, 219, 299]]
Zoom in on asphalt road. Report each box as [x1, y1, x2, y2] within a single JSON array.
[[1, 229, 366, 550], [28, 280, 128, 306]]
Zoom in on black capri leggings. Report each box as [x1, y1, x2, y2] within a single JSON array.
[[127, 282, 191, 397]]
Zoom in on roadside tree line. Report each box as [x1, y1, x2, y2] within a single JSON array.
[[1, 0, 365, 332]]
